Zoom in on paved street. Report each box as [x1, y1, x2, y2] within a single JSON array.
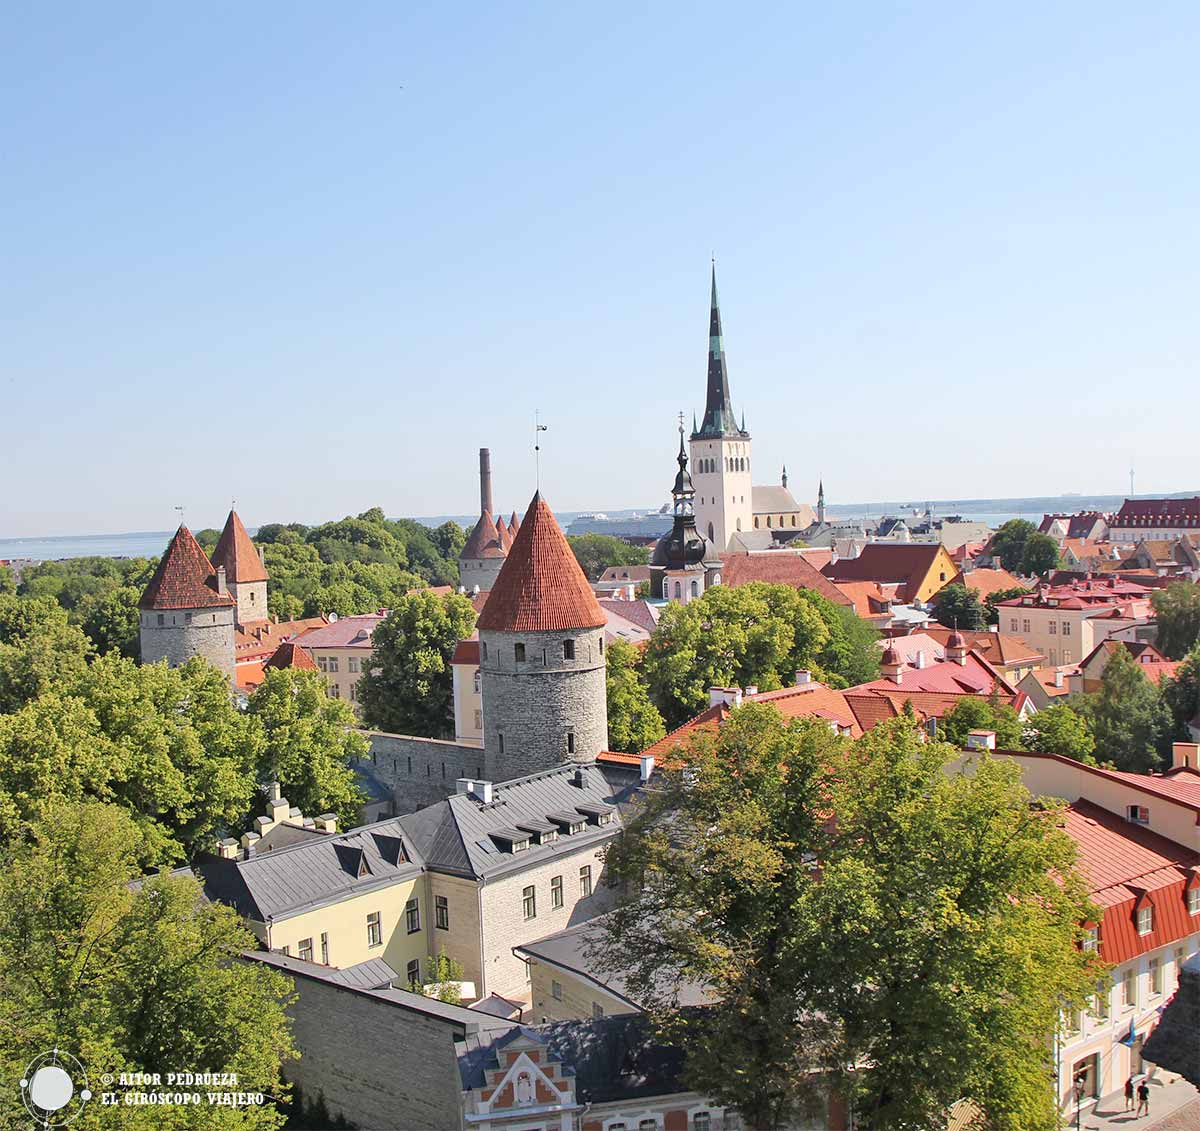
[[1079, 1073, 1200, 1130]]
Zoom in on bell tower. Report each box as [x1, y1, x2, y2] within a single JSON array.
[[690, 263, 752, 551]]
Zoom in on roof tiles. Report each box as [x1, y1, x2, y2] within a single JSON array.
[[139, 525, 237, 611], [211, 509, 268, 583]]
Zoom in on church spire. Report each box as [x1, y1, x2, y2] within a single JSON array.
[[693, 261, 745, 439], [817, 479, 826, 524]]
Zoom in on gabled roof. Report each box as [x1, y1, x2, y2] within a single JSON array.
[[855, 648, 1014, 697], [293, 613, 384, 649], [722, 551, 854, 607], [952, 567, 1026, 601], [211, 510, 268, 584], [1115, 497, 1200, 524], [922, 628, 1043, 668], [1077, 639, 1181, 685], [476, 493, 606, 633], [263, 640, 317, 672], [139, 525, 236, 611], [751, 485, 804, 515], [822, 543, 948, 601], [461, 510, 506, 560]]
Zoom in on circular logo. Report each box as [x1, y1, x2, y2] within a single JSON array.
[[19, 1050, 91, 1128]]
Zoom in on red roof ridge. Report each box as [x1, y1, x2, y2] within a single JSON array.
[[211, 509, 268, 584], [476, 493, 606, 633], [263, 640, 318, 672], [139, 525, 236, 611]]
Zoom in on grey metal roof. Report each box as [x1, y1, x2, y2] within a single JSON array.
[[399, 763, 622, 881], [322, 957, 398, 991], [751, 484, 802, 515], [196, 817, 425, 922]]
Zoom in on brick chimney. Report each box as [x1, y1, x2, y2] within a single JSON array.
[[479, 448, 494, 516]]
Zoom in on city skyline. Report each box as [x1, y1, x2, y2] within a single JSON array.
[[8, 4, 1200, 536]]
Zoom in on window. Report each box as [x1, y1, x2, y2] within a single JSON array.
[[348, 657, 359, 673], [1010, 618, 1019, 632], [1082, 924, 1099, 953], [1127, 805, 1150, 825], [1150, 956, 1163, 996], [592, 1002, 604, 1019], [473, 670, 481, 694], [1049, 621, 1057, 635], [1122, 966, 1136, 1007], [280, 944, 290, 956], [1062, 621, 1071, 636], [156, 613, 165, 626], [551, 875, 563, 909], [1023, 618, 1031, 634], [185, 612, 192, 623], [435, 895, 449, 930], [328, 684, 340, 698], [1094, 981, 1110, 1021], [639, 1121, 657, 1131], [674, 581, 682, 599], [579, 865, 592, 898], [367, 911, 382, 948], [1188, 887, 1200, 915], [406, 959, 420, 988], [320, 932, 329, 965], [473, 709, 483, 730], [563, 639, 575, 660], [599, 637, 604, 654], [481, 641, 487, 661], [1137, 905, 1153, 935], [405, 898, 420, 934], [522, 885, 536, 920], [498, 733, 504, 753], [298, 937, 313, 962], [567, 732, 575, 755], [693, 1115, 712, 1131], [552, 979, 563, 1000], [328, 657, 339, 673], [318, 656, 328, 672], [515, 643, 526, 662]]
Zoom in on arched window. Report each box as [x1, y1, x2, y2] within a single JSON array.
[[766, 516, 772, 528], [708, 522, 715, 542], [690, 580, 699, 597], [736, 518, 741, 531], [791, 515, 796, 527], [674, 581, 682, 599], [754, 517, 759, 528]]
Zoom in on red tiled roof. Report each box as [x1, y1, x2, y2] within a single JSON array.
[[234, 616, 330, 661], [461, 511, 506, 560], [822, 543, 947, 602], [476, 493, 606, 633], [923, 628, 1043, 668], [854, 648, 1013, 697], [263, 640, 318, 672], [597, 598, 659, 635], [452, 639, 481, 665], [139, 525, 236, 611], [639, 703, 729, 761], [722, 551, 854, 607], [495, 515, 513, 553], [1115, 497, 1200, 526], [833, 579, 897, 618], [1064, 799, 1200, 964], [952, 567, 1025, 601], [211, 510, 268, 584], [509, 511, 521, 534]]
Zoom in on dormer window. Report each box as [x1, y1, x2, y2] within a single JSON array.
[[1188, 887, 1200, 916], [1082, 924, 1099, 953], [1137, 904, 1154, 936], [1127, 805, 1150, 825]]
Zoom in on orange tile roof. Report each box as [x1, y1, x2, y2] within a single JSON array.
[[233, 616, 329, 661], [263, 640, 318, 672], [509, 511, 521, 534], [461, 511, 506, 560], [495, 515, 513, 552], [922, 628, 1043, 667], [638, 703, 729, 761], [822, 543, 946, 602], [953, 567, 1025, 601], [833, 580, 896, 618], [722, 551, 854, 607], [1025, 665, 1075, 697], [476, 493, 606, 633], [139, 525, 237, 611], [211, 509, 268, 584], [452, 639, 481, 665]]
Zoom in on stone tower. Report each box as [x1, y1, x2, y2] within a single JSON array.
[[476, 492, 609, 781], [651, 422, 723, 604], [138, 525, 236, 681], [690, 263, 752, 551], [459, 448, 507, 593], [210, 509, 269, 627]]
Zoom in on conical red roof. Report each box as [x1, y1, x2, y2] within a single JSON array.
[[477, 493, 606, 632], [461, 510, 506, 559], [509, 510, 521, 534], [495, 514, 513, 552], [211, 509, 268, 583], [140, 526, 236, 610], [263, 640, 317, 671]]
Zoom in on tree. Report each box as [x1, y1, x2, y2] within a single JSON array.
[[937, 695, 1026, 750], [1020, 532, 1061, 578], [0, 565, 13, 595], [1152, 582, 1200, 660], [0, 801, 295, 1130], [76, 583, 142, 658], [931, 583, 987, 631], [599, 709, 1100, 1131], [1077, 646, 1171, 772], [605, 638, 666, 753], [985, 585, 1031, 626], [1161, 644, 1200, 749], [0, 596, 94, 713], [247, 668, 368, 831], [989, 519, 1036, 573], [356, 590, 477, 737], [566, 534, 650, 581], [420, 949, 467, 1003], [1023, 703, 1096, 763]]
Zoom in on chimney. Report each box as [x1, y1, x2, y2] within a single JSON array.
[[456, 778, 475, 795], [744, 685, 759, 697], [1172, 742, 1200, 771], [472, 780, 494, 804], [914, 650, 927, 670], [639, 755, 655, 783], [216, 564, 228, 595], [315, 813, 338, 833], [709, 686, 743, 708], [571, 768, 586, 788], [965, 730, 997, 752], [795, 669, 812, 686], [240, 832, 261, 858], [479, 448, 493, 516], [216, 837, 239, 860], [1054, 669, 1064, 689], [269, 782, 282, 802]]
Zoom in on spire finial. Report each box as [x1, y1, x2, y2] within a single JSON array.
[[534, 410, 548, 489], [174, 504, 186, 528]]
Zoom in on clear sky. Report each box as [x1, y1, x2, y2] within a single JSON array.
[[5, 3, 1200, 537]]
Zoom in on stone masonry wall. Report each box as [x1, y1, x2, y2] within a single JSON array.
[[227, 578, 268, 626], [362, 731, 483, 812], [139, 607, 235, 681], [459, 554, 505, 593], [480, 627, 608, 782], [251, 963, 471, 1130]]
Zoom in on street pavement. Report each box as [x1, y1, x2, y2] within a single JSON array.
[[1078, 1073, 1199, 1130]]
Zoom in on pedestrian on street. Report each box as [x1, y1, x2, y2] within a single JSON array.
[[1136, 1080, 1150, 1118], [1125, 1076, 1135, 1111]]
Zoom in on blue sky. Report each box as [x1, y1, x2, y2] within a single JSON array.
[[5, 3, 1200, 536]]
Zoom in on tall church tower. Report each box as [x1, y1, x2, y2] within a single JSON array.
[[690, 264, 752, 551]]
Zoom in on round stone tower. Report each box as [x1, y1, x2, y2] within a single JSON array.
[[477, 492, 609, 781], [138, 525, 237, 682]]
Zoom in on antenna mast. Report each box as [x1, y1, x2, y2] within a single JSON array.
[[534, 410, 548, 489]]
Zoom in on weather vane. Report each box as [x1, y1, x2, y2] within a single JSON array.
[[534, 410, 548, 489], [174, 504, 185, 527]]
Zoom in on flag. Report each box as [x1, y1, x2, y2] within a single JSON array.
[[1119, 1019, 1137, 1047]]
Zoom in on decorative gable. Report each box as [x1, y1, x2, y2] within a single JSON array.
[[480, 1038, 576, 1118]]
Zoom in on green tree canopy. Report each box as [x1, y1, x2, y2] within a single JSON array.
[[566, 534, 650, 581], [1077, 645, 1171, 772], [605, 638, 666, 753], [600, 709, 1101, 1131], [931, 583, 988, 630], [1161, 643, 1200, 751], [0, 801, 295, 1130], [1020, 532, 1062, 577], [1023, 702, 1096, 763], [937, 694, 1026, 750], [989, 519, 1037, 573], [356, 590, 477, 737], [246, 668, 368, 830], [0, 595, 94, 713], [1152, 581, 1200, 660], [985, 585, 1031, 625]]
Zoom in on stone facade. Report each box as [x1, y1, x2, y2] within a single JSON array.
[[459, 553, 505, 594], [139, 605, 236, 681], [227, 577, 268, 627], [480, 627, 609, 781], [362, 731, 483, 812]]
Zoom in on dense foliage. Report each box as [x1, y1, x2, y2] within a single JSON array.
[[599, 708, 1100, 1131], [0, 802, 296, 1131], [937, 693, 1026, 750], [565, 534, 650, 581], [931, 582, 988, 630], [1077, 645, 1171, 772], [1151, 581, 1200, 660], [605, 638, 666, 753], [984, 585, 1031, 625], [1022, 702, 1096, 763], [988, 519, 1037, 573]]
